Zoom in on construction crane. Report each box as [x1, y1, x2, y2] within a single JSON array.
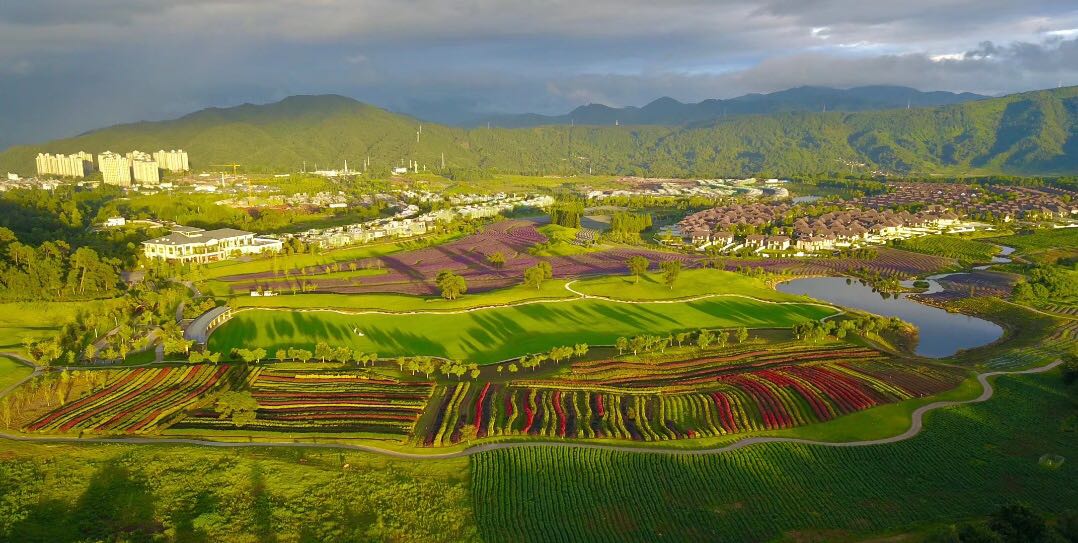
[[209, 163, 241, 176], [209, 163, 250, 198]]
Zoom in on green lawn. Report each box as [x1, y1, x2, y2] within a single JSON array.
[[0, 355, 32, 391], [210, 296, 836, 363], [530, 224, 596, 257], [573, 268, 792, 301], [232, 280, 576, 311], [0, 300, 109, 351]]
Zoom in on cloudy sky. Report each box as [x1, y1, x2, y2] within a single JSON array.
[[1, 0, 1077, 148]]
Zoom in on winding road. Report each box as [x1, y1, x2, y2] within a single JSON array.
[[0, 360, 1060, 460]]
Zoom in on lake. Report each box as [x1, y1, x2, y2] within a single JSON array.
[[777, 277, 1003, 358]]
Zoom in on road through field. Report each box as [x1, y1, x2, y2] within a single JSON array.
[[0, 360, 1060, 459]]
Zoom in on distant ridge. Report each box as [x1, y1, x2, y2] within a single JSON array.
[[471, 86, 988, 128], [0, 86, 1074, 177]]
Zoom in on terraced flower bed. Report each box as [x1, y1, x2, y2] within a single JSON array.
[[25, 365, 232, 434], [173, 368, 434, 437], [419, 356, 966, 446]]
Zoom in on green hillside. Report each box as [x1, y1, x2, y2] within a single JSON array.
[[2, 87, 1075, 177]]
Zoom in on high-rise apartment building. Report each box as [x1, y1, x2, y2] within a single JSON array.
[[98, 151, 132, 186], [153, 149, 189, 172], [130, 151, 160, 185], [35, 152, 94, 178]]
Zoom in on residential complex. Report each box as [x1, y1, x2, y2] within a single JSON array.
[[130, 151, 161, 184], [676, 202, 973, 254], [143, 226, 283, 263], [153, 149, 190, 172], [35, 152, 94, 178], [98, 152, 133, 186]]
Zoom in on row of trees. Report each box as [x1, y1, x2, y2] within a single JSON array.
[[615, 327, 751, 356], [500, 343, 590, 373], [792, 315, 903, 343]]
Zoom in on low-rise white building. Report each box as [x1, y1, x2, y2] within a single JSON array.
[[143, 226, 282, 263]]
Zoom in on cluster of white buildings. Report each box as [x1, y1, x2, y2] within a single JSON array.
[[35, 149, 189, 186], [298, 192, 554, 249], [35, 152, 94, 178], [586, 178, 787, 201], [142, 225, 282, 263]]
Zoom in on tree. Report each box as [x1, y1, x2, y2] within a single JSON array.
[[315, 342, 333, 363], [675, 332, 690, 347], [716, 330, 730, 349], [436, 270, 468, 300], [660, 260, 682, 290], [573, 343, 589, 358], [736, 327, 750, 344], [615, 336, 629, 355], [627, 256, 650, 283], [630, 336, 647, 356], [274, 349, 286, 361], [696, 329, 714, 349], [487, 252, 506, 268], [988, 504, 1046, 543], [215, 391, 259, 428], [251, 348, 267, 363], [205, 351, 221, 364], [524, 265, 548, 291]]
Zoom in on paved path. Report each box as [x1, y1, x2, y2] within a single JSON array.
[[0, 360, 1059, 460]]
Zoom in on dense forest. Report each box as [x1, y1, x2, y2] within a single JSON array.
[[1, 86, 1075, 178]]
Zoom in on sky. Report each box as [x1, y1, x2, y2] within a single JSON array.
[[1, 0, 1077, 149]]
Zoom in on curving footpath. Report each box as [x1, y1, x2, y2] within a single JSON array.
[[0, 360, 1060, 460]]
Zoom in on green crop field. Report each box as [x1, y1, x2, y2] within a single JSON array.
[[210, 296, 836, 363], [470, 371, 1078, 542], [893, 235, 1002, 264], [992, 228, 1078, 265]]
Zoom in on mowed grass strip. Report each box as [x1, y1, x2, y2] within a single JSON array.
[[209, 297, 836, 364]]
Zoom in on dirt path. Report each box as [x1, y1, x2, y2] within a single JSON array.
[[0, 360, 1059, 459]]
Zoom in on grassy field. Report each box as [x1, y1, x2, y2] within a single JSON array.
[[210, 296, 836, 364], [470, 370, 1078, 542], [530, 224, 596, 257], [0, 441, 476, 542], [573, 268, 791, 301], [0, 356, 31, 391], [231, 279, 577, 311], [0, 300, 109, 352]]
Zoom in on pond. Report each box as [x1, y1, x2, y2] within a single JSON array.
[[777, 277, 1004, 358]]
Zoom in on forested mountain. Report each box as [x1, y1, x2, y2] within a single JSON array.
[[0, 87, 1075, 177], [475, 86, 987, 128]]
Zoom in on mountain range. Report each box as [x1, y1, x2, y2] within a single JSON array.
[[0, 86, 1075, 177], [470, 86, 988, 128]]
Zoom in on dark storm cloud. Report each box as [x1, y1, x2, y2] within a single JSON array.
[[1, 1, 1076, 147]]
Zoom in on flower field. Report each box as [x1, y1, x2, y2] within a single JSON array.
[[25, 365, 232, 434], [173, 368, 434, 437], [215, 220, 953, 296], [418, 349, 966, 446]]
